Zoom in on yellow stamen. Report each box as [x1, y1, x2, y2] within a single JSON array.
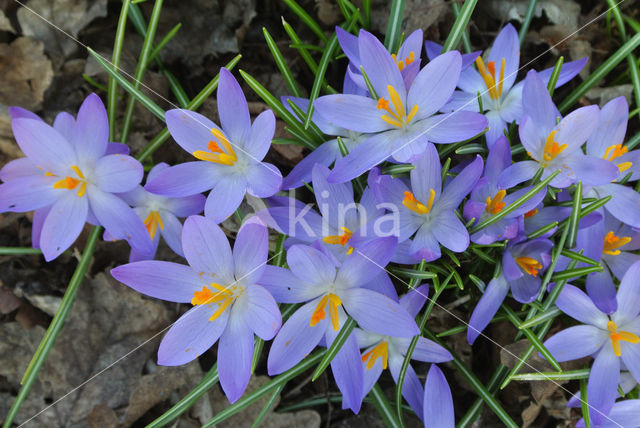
[[391, 51, 415, 71], [524, 208, 539, 218], [485, 189, 507, 215], [191, 283, 237, 321], [402, 189, 435, 215], [497, 58, 505, 98], [361, 341, 389, 370], [323, 227, 355, 255], [607, 321, 640, 357], [603, 144, 628, 161], [310, 293, 342, 331], [376, 85, 419, 128], [542, 130, 568, 163], [143, 211, 164, 240], [476, 57, 498, 100], [603, 231, 631, 255], [192, 128, 237, 165], [52, 165, 87, 197], [516, 257, 542, 277]]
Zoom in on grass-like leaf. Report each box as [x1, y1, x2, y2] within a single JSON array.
[[108, 0, 132, 140], [384, 0, 405, 53], [311, 317, 357, 381], [441, 0, 477, 53]]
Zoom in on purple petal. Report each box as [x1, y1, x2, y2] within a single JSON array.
[[40, 193, 88, 261], [89, 188, 153, 254], [423, 365, 454, 428], [599, 183, 640, 228], [484, 110, 507, 148], [145, 162, 221, 197], [408, 51, 461, 119], [424, 40, 442, 61], [538, 57, 588, 88], [488, 24, 519, 91], [258, 265, 321, 303], [498, 83, 524, 123], [93, 154, 143, 193], [326, 322, 364, 413], [182, 215, 234, 279], [287, 244, 336, 285], [164, 193, 206, 218], [246, 163, 282, 198], [259, 204, 325, 242], [243, 284, 281, 340], [437, 155, 483, 210], [337, 237, 397, 287], [72, 93, 108, 162], [388, 358, 424, 421], [399, 284, 429, 317], [314, 94, 388, 133], [0, 157, 40, 181], [336, 26, 360, 66], [111, 261, 202, 303], [410, 337, 453, 363], [410, 143, 442, 202], [158, 304, 228, 366], [158, 211, 184, 256], [233, 219, 268, 284], [409, 225, 441, 262], [217, 313, 254, 403], [267, 299, 327, 374], [359, 30, 405, 105], [328, 132, 394, 183], [281, 140, 339, 190], [398, 29, 423, 64], [432, 214, 469, 253], [106, 142, 129, 155], [614, 261, 640, 325], [421, 111, 488, 144], [509, 275, 540, 303], [586, 270, 618, 315], [313, 163, 356, 228], [9, 106, 42, 121], [587, 96, 628, 157], [0, 175, 59, 212], [342, 288, 419, 337], [218, 68, 251, 144], [12, 118, 77, 174], [498, 160, 539, 188], [204, 176, 247, 223], [485, 136, 512, 184], [588, 345, 620, 425], [32, 206, 50, 249], [555, 284, 609, 328], [556, 105, 600, 153], [52, 112, 75, 141], [246, 110, 275, 159], [620, 342, 640, 387], [467, 275, 509, 344], [165, 109, 221, 154], [522, 70, 560, 135], [543, 325, 607, 362], [456, 66, 485, 94]]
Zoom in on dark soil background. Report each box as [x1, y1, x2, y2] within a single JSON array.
[[0, 0, 638, 426]]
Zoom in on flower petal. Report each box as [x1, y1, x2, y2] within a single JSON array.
[[111, 261, 203, 303], [93, 154, 143, 193], [421, 111, 488, 144], [158, 211, 184, 256], [328, 132, 394, 183], [145, 162, 221, 197], [72, 93, 109, 162], [337, 237, 397, 288], [388, 357, 424, 420], [556, 105, 600, 153], [586, 270, 618, 315], [588, 344, 620, 425], [522, 70, 560, 136], [543, 325, 608, 362], [40, 192, 88, 261], [314, 94, 388, 133], [342, 288, 419, 337], [598, 183, 640, 228], [218, 68, 251, 144], [409, 225, 441, 262], [432, 214, 469, 253], [164, 193, 206, 218], [326, 320, 364, 413], [411, 142, 441, 202], [204, 176, 247, 223], [245, 109, 275, 159], [467, 275, 509, 344], [359, 30, 405, 105], [423, 365, 454, 428], [246, 163, 282, 198], [0, 175, 59, 212], [287, 244, 336, 285], [258, 265, 318, 303], [182, 215, 234, 279], [488, 24, 519, 91], [437, 155, 483, 210], [241, 284, 281, 340], [408, 51, 461, 119], [12, 118, 77, 174], [217, 312, 254, 403], [555, 284, 609, 328], [281, 140, 339, 190], [410, 337, 453, 363], [165, 109, 221, 154], [498, 160, 540, 188], [614, 260, 640, 325], [233, 218, 268, 284], [313, 163, 356, 228], [587, 96, 628, 157]]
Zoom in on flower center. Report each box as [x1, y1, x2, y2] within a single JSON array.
[[323, 227, 354, 255], [361, 341, 389, 370], [52, 165, 87, 197], [310, 293, 342, 331], [191, 283, 241, 321], [192, 128, 237, 165], [516, 257, 542, 277], [603, 144, 632, 173], [377, 85, 418, 128], [542, 130, 567, 164], [607, 320, 640, 357], [402, 189, 435, 215], [603, 230, 631, 255], [391, 51, 415, 71], [143, 210, 164, 240], [524, 208, 538, 218], [475, 56, 505, 101], [485, 189, 507, 215]]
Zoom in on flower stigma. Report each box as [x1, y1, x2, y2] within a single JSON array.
[[310, 293, 342, 331], [603, 231, 631, 255], [361, 341, 389, 370], [52, 165, 87, 197], [607, 320, 640, 357]]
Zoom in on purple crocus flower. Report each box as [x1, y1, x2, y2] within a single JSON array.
[[371, 144, 483, 262], [145, 68, 282, 223], [463, 136, 546, 244], [261, 239, 419, 412], [357, 285, 452, 420], [424, 364, 455, 428], [543, 264, 640, 425], [314, 30, 487, 183], [584, 96, 640, 228], [114, 162, 205, 261], [499, 71, 618, 189], [111, 216, 281, 403], [0, 94, 152, 261], [467, 237, 553, 344], [439, 23, 587, 147]]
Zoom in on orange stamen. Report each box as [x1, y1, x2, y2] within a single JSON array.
[[608, 321, 640, 357], [52, 165, 87, 197], [193, 128, 237, 165], [310, 293, 342, 331], [603, 231, 631, 255], [524, 208, 539, 218], [542, 130, 568, 163], [403, 189, 435, 215], [516, 257, 543, 277], [485, 189, 507, 215], [143, 211, 164, 240], [361, 341, 389, 370]]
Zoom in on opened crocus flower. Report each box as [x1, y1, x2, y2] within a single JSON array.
[[357, 285, 452, 421], [499, 71, 618, 189], [468, 237, 552, 344], [584, 96, 640, 228], [463, 136, 546, 244], [111, 216, 281, 403], [437, 23, 586, 147], [372, 144, 483, 262], [314, 30, 487, 183], [261, 239, 419, 412], [145, 68, 282, 223], [0, 94, 152, 261], [563, 212, 640, 314], [113, 163, 205, 261], [280, 73, 368, 190], [543, 264, 640, 425]]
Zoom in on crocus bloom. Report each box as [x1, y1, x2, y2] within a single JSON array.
[[468, 237, 552, 344], [0, 94, 152, 261], [463, 136, 546, 244], [499, 71, 618, 189], [585, 96, 640, 228], [357, 285, 452, 420], [314, 30, 487, 183], [543, 263, 640, 425], [424, 365, 455, 428], [111, 216, 281, 403], [577, 399, 640, 428], [115, 162, 205, 261], [372, 144, 483, 262], [439, 23, 586, 146], [261, 239, 419, 412], [146, 68, 282, 223]]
